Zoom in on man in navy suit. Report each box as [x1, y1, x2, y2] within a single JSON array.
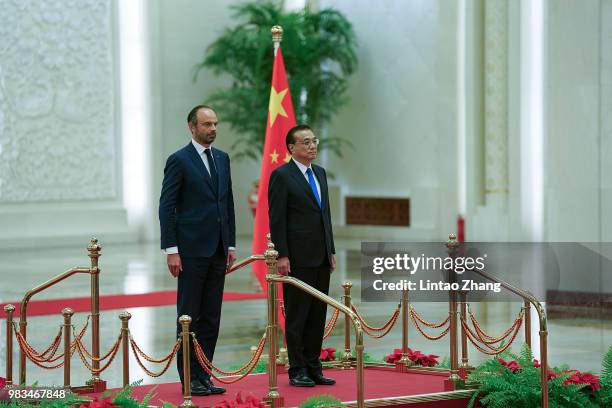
[[268, 124, 336, 387], [159, 105, 236, 396]]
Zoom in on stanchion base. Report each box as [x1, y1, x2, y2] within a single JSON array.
[[263, 396, 284, 407], [394, 361, 415, 372], [72, 380, 107, 395], [459, 366, 474, 379], [443, 378, 465, 391]]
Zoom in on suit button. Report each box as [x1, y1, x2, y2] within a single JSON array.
[[217, 218, 221, 222]]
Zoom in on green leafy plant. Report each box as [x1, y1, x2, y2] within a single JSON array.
[[197, 1, 358, 161], [467, 344, 612, 408], [298, 394, 343, 408]]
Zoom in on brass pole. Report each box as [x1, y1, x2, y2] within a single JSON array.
[[62, 308, 74, 389], [18, 315, 26, 385], [355, 327, 365, 407], [540, 328, 548, 408], [524, 300, 531, 349], [446, 234, 460, 386], [459, 292, 469, 370], [119, 312, 131, 388], [264, 234, 280, 406], [398, 289, 410, 366], [341, 281, 353, 368], [4, 304, 15, 387], [88, 238, 102, 384], [179, 315, 196, 408]]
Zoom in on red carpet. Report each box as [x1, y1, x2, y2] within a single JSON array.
[[84, 368, 472, 407], [0, 291, 265, 319]]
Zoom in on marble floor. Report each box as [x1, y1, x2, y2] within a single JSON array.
[[0, 237, 610, 389]]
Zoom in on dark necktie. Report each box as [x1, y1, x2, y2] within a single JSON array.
[[306, 168, 321, 207], [204, 149, 218, 194]]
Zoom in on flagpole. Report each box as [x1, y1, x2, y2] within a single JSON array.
[[271, 25, 282, 56]]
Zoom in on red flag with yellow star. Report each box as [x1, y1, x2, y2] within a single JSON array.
[[252, 47, 295, 327]]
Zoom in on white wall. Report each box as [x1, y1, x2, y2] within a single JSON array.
[[321, 0, 459, 240], [0, 0, 132, 249]]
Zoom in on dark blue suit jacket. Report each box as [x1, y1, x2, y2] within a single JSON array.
[[159, 142, 236, 258]]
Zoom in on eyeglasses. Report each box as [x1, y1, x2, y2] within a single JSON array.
[[293, 138, 319, 148]]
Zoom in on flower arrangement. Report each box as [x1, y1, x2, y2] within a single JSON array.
[[214, 392, 266, 408], [319, 347, 336, 362], [384, 348, 439, 367], [468, 344, 612, 407]]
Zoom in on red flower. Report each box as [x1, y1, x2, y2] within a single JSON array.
[[533, 359, 541, 368], [319, 347, 336, 361], [384, 348, 439, 367], [79, 397, 118, 408], [497, 358, 521, 373], [0, 377, 5, 389], [384, 348, 404, 364], [215, 392, 266, 408], [562, 371, 601, 393]]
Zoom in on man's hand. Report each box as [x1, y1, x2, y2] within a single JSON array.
[[226, 249, 237, 274], [331, 254, 336, 273], [167, 253, 182, 278], [277, 257, 291, 276]]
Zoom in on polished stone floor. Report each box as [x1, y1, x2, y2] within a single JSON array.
[[0, 238, 610, 389]]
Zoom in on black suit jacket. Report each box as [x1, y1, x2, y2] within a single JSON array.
[[268, 160, 335, 268], [159, 143, 236, 258]]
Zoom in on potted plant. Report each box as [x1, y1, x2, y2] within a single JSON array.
[[195, 1, 358, 162]]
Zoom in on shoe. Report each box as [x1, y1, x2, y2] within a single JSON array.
[[289, 373, 316, 387], [200, 378, 226, 395], [309, 373, 336, 385], [186, 379, 211, 396]]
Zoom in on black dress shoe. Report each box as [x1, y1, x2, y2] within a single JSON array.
[[309, 373, 336, 385], [289, 373, 315, 387], [187, 379, 211, 396], [200, 378, 226, 395]]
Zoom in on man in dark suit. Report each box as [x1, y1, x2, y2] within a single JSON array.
[[268, 124, 336, 387], [159, 105, 236, 396]]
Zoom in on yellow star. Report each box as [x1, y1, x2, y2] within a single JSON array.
[[284, 152, 292, 163], [268, 86, 288, 126], [270, 149, 279, 163]]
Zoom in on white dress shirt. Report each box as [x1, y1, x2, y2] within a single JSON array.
[[292, 158, 321, 199]]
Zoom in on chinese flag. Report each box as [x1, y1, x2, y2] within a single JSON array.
[[252, 47, 295, 329]]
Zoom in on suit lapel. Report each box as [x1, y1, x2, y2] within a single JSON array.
[[185, 143, 215, 194], [288, 160, 321, 209]]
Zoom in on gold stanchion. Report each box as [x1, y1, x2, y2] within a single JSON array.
[[341, 281, 353, 368], [62, 308, 74, 389], [119, 312, 131, 388], [459, 292, 470, 374], [179, 315, 196, 408], [446, 234, 461, 389], [264, 234, 281, 407], [398, 289, 411, 367], [4, 304, 15, 387], [87, 238, 102, 387], [524, 300, 531, 349]]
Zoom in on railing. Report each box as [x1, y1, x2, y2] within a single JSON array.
[[258, 237, 365, 408], [3, 234, 546, 408], [17, 238, 103, 389], [446, 233, 548, 408]]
